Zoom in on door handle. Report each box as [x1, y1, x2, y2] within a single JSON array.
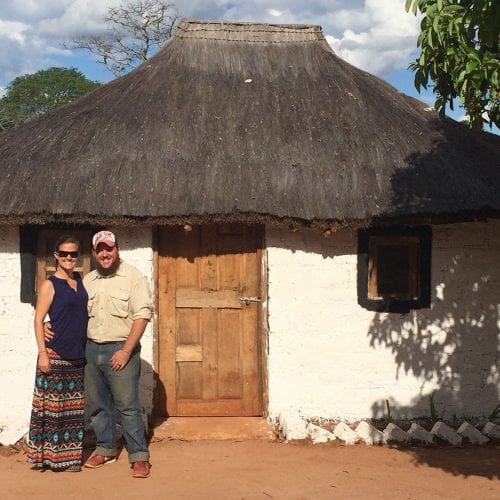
[[240, 296, 261, 305]]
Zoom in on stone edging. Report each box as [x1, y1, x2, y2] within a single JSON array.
[[302, 420, 500, 445]]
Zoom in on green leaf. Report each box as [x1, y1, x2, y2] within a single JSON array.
[[428, 29, 434, 49], [417, 28, 429, 46], [467, 50, 481, 62], [460, 78, 468, 96], [444, 5, 464, 13], [414, 69, 428, 91], [433, 15, 440, 33], [457, 70, 467, 82], [466, 61, 478, 72]]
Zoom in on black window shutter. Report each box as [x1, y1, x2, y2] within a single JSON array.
[[19, 226, 39, 305]]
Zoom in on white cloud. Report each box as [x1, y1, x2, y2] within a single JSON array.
[[0, 19, 29, 43], [324, 7, 371, 32], [266, 9, 284, 17], [0, 0, 69, 23], [326, 0, 421, 75], [36, 1, 121, 38]]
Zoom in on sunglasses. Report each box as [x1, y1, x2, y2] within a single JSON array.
[[56, 250, 79, 258]]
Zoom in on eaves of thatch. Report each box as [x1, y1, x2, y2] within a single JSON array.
[[0, 20, 499, 228]]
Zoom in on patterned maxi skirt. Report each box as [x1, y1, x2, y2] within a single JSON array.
[[27, 350, 85, 470]]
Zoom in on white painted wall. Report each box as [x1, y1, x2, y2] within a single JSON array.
[[266, 220, 500, 436], [0, 226, 38, 444], [0, 225, 155, 445], [2, 220, 498, 442]]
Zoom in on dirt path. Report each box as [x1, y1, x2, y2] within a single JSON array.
[[1, 440, 499, 499]]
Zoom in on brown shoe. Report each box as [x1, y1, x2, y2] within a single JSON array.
[[84, 454, 117, 469], [131, 461, 150, 478]]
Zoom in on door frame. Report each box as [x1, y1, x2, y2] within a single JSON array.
[[152, 223, 269, 418]]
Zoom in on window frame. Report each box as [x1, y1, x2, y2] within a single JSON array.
[[20, 225, 98, 304], [357, 226, 432, 313]]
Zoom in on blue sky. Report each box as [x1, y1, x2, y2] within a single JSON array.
[[0, 0, 481, 126]]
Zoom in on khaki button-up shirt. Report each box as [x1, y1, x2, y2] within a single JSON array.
[[83, 261, 152, 342]]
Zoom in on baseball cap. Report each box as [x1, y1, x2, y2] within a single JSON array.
[[92, 230, 117, 249]]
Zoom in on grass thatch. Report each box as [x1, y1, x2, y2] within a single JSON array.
[[0, 19, 499, 227]]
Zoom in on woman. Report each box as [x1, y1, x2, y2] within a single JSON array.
[[27, 236, 88, 472]]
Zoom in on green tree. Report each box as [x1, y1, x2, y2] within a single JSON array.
[[0, 67, 100, 131], [406, 0, 500, 129], [67, 0, 179, 77]]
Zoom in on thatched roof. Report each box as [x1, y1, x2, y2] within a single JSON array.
[[0, 19, 499, 227]]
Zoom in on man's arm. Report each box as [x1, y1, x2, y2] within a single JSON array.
[[110, 318, 148, 371], [110, 269, 152, 371]]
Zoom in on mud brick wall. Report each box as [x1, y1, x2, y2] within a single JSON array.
[[266, 220, 500, 435]]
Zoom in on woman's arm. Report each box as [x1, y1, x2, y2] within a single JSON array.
[[34, 279, 55, 373]]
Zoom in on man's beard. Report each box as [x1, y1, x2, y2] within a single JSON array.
[[97, 257, 121, 276]]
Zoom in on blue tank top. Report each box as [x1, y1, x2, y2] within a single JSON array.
[[46, 273, 88, 359]]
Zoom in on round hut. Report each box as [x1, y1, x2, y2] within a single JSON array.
[[0, 20, 499, 443]]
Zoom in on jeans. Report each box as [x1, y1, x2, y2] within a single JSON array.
[[85, 340, 149, 463]]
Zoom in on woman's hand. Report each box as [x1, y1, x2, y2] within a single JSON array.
[[37, 351, 51, 373]]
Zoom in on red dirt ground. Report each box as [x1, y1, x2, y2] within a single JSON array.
[[1, 440, 499, 499]]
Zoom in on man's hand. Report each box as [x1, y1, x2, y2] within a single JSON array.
[[43, 322, 54, 342], [111, 349, 131, 371]]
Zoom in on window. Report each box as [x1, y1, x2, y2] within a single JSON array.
[[358, 226, 431, 312]]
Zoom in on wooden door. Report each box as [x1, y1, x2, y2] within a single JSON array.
[[157, 224, 264, 416]]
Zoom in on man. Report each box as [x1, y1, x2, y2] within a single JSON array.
[[45, 230, 152, 478]]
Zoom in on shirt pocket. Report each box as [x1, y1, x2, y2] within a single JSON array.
[[87, 293, 96, 318], [110, 288, 130, 318]]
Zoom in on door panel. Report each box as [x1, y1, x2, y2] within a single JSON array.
[[157, 224, 263, 416]]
